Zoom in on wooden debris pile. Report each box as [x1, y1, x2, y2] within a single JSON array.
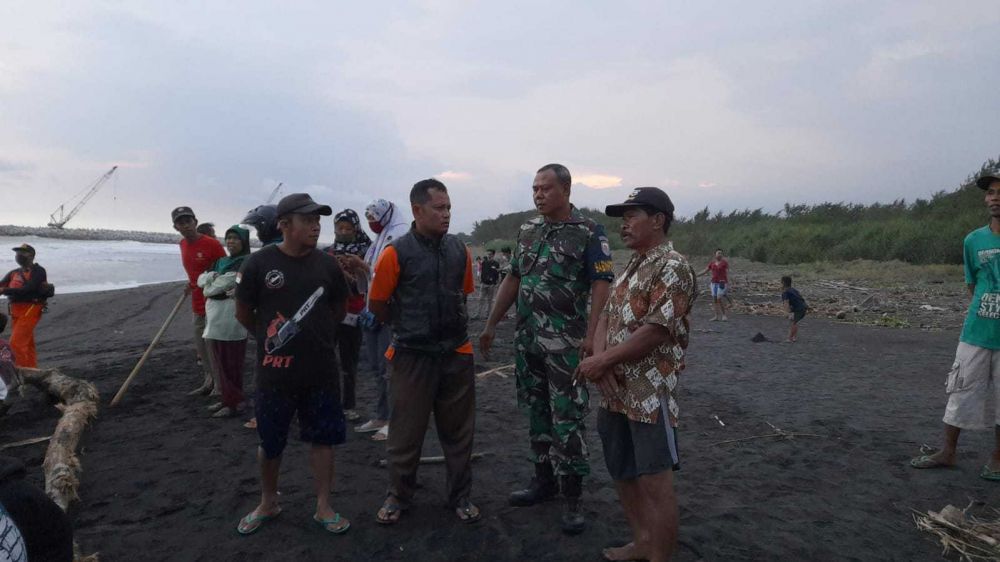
[[914, 503, 1000, 561]]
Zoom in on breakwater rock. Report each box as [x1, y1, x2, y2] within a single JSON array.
[[0, 225, 180, 245]]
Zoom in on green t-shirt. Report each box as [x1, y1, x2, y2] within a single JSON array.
[[960, 225, 1000, 350]]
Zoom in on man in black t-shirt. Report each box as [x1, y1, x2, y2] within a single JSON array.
[[234, 193, 352, 536], [473, 249, 500, 319]]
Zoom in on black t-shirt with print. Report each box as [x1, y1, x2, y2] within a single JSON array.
[[236, 245, 349, 392]]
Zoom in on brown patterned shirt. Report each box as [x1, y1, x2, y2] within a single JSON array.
[[601, 241, 696, 426]]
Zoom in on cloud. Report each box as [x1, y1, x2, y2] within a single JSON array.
[[575, 174, 623, 190], [437, 170, 472, 182], [698, 181, 718, 189]]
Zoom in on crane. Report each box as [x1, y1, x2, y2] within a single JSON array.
[[265, 182, 284, 204], [47, 166, 118, 229]]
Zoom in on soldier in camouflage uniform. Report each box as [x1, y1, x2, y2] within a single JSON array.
[[480, 163, 613, 535]]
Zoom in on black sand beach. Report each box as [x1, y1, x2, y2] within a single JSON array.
[[4, 281, 1000, 561]]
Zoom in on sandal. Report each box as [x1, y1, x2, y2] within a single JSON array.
[[455, 498, 481, 524], [910, 455, 952, 469], [314, 512, 351, 534], [371, 425, 389, 442], [237, 508, 282, 535], [980, 465, 1000, 481], [376, 496, 405, 525], [243, 417, 257, 430]]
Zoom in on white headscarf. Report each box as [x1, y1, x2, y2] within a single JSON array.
[[363, 199, 410, 269]]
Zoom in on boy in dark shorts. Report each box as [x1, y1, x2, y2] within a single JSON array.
[[234, 193, 351, 536], [781, 276, 807, 343]]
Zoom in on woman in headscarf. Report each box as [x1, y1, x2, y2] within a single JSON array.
[[324, 209, 372, 423], [355, 199, 410, 441], [198, 225, 251, 418]]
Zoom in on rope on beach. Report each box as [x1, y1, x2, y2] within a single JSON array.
[[17, 367, 100, 561], [710, 422, 827, 446]]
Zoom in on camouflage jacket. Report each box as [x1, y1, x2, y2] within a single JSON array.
[[512, 206, 614, 352]]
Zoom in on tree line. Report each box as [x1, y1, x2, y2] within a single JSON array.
[[470, 155, 1000, 265]]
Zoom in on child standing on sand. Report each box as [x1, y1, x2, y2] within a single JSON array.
[[781, 276, 807, 342]]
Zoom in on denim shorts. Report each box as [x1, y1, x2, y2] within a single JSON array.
[[255, 385, 346, 459]]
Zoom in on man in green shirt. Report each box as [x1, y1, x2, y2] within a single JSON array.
[[912, 171, 1000, 480]]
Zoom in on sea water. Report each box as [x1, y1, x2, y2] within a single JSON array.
[[0, 235, 185, 294]]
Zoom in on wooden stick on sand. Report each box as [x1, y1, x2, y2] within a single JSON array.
[[110, 291, 187, 406], [477, 364, 514, 379], [379, 452, 487, 468], [0, 435, 52, 451]]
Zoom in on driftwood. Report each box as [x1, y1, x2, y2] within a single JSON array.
[[17, 368, 99, 511]]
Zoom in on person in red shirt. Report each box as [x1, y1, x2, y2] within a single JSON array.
[[699, 248, 730, 321], [173, 206, 227, 397]]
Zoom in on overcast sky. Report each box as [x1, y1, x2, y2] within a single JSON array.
[[1, 1, 997, 234]]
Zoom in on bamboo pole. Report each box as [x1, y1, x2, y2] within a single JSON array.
[[110, 291, 187, 406]]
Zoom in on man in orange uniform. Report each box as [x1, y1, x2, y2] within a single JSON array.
[[0, 244, 49, 368]]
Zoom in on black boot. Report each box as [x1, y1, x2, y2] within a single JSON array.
[[560, 475, 585, 535], [508, 462, 558, 507]]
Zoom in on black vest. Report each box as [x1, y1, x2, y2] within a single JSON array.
[[388, 229, 469, 354]]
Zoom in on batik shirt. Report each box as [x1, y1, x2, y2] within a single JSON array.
[[602, 241, 696, 426], [512, 206, 614, 353]]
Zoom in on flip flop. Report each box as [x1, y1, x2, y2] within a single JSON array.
[[910, 455, 952, 469], [980, 466, 1000, 481], [313, 512, 351, 534], [376, 497, 405, 525], [237, 508, 282, 535], [455, 499, 481, 524], [243, 418, 257, 430]]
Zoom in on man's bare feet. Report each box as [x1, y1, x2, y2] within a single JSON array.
[[603, 541, 646, 561]]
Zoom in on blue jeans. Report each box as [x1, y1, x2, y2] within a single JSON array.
[[363, 324, 392, 421]]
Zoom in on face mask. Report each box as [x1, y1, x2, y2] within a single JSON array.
[[369, 221, 385, 234], [335, 233, 355, 244], [14, 255, 29, 267]]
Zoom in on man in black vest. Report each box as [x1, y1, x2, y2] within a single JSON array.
[[368, 178, 480, 525]]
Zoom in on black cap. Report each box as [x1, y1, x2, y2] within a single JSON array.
[[171, 206, 196, 223], [605, 187, 675, 218], [11, 244, 34, 256], [976, 172, 1000, 190], [276, 193, 333, 217]]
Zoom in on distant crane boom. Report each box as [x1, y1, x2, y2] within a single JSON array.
[[265, 182, 284, 204], [48, 166, 118, 229]]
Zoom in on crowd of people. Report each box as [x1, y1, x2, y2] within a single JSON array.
[[162, 163, 697, 561], [2, 166, 1000, 562]]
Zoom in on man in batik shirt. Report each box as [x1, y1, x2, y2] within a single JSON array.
[[576, 187, 696, 562]]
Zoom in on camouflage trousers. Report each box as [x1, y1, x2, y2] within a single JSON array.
[[514, 343, 590, 476]]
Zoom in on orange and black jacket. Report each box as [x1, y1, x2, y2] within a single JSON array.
[[0, 264, 48, 303]]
